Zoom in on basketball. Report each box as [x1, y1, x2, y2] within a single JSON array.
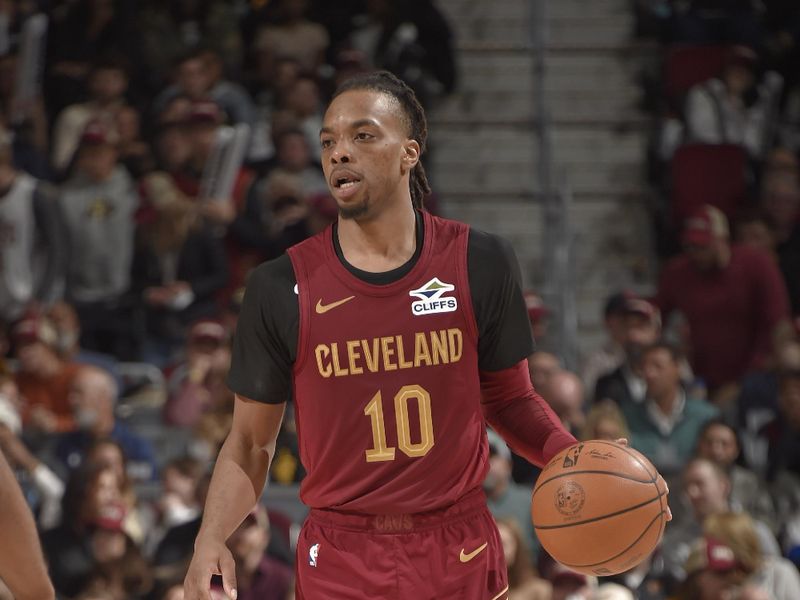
[[531, 441, 668, 576]]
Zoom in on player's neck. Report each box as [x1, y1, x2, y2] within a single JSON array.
[[337, 201, 417, 272]]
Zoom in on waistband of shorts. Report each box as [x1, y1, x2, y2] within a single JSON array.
[[307, 487, 489, 534]]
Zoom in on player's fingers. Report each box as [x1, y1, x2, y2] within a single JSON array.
[[184, 573, 213, 600], [614, 437, 628, 446], [219, 551, 238, 600]]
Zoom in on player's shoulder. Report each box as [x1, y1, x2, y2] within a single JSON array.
[[248, 254, 297, 291], [467, 227, 519, 270]]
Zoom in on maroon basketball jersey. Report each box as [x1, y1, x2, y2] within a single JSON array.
[[287, 211, 488, 514]]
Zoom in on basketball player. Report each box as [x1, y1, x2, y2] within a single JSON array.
[[0, 452, 55, 599], [185, 71, 580, 599]]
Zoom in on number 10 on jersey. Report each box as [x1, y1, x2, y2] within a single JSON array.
[[363, 385, 434, 462]]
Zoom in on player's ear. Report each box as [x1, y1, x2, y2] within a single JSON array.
[[401, 139, 420, 174]]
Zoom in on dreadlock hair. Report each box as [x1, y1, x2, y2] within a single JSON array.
[[332, 71, 431, 210]]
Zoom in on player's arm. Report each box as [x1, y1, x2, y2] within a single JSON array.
[[185, 396, 285, 600], [0, 452, 55, 600], [468, 230, 576, 465]]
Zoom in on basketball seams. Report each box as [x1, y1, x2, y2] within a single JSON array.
[[531, 469, 655, 503], [557, 512, 666, 569], [533, 490, 668, 530]]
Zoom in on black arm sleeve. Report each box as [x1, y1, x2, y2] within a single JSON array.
[[226, 255, 298, 404], [467, 229, 535, 371], [32, 182, 67, 303]]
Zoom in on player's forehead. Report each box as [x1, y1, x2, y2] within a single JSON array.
[[322, 89, 408, 136]]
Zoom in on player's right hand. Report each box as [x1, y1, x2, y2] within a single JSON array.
[[183, 535, 238, 600]]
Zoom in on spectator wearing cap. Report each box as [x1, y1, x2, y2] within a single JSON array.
[[0, 118, 67, 322], [655, 205, 793, 401], [133, 171, 229, 366], [759, 172, 800, 316], [704, 512, 800, 600], [580, 292, 635, 396], [483, 429, 539, 557], [50, 57, 130, 175], [684, 46, 782, 160], [677, 535, 750, 600], [60, 120, 140, 360], [661, 458, 780, 586], [227, 505, 293, 600], [163, 320, 232, 428], [594, 297, 661, 409], [537, 553, 598, 600], [623, 341, 718, 478], [54, 365, 157, 481], [524, 291, 549, 347], [12, 313, 82, 432]]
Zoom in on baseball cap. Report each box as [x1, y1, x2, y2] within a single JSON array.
[[685, 537, 741, 574], [11, 313, 58, 348], [682, 205, 729, 246], [523, 291, 549, 323], [548, 561, 589, 585], [624, 297, 661, 327], [187, 100, 223, 126], [726, 45, 757, 69], [80, 120, 116, 146], [188, 319, 228, 345], [90, 502, 127, 532], [604, 291, 634, 317]]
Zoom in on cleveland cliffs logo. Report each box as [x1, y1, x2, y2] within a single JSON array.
[[409, 277, 458, 316]]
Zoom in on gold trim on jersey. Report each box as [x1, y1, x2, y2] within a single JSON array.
[[490, 585, 510, 600]]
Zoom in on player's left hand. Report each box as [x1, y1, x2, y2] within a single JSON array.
[[615, 438, 672, 522]]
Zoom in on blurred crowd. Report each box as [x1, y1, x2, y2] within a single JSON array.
[[0, 0, 798, 599]]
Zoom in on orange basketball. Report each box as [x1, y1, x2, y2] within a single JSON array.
[[531, 441, 668, 576]]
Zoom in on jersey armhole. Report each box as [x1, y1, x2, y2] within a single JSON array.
[[287, 248, 311, 374], [456, 225, 480, 346]]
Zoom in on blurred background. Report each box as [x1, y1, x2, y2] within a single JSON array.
[[0, 0, 799, 599]]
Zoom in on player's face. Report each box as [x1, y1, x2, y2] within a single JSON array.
[[320, 89, 418, 220], [698, 424, 738, 467]]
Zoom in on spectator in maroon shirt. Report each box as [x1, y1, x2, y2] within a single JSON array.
[[655, 205, 793, 403]]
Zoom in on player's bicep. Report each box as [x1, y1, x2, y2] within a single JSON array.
[[231, 395, 286, 451]]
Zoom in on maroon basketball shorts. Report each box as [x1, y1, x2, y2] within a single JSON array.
[[295, 488, 509, 600]]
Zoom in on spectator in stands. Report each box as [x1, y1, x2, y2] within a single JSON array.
[[153, 49, 255, 131], [541, 369, 586, 435], [253, 0, 329, 74], [114, 104, 155, 179], [528, 351, 561, 393], [661, 458, 780, 585], [538, 554, 598, 600], [494, 516, 551, 600], [227, 505, 292, 600], [0, 120, 66, 322], [579, 399, 629, 442], [76, 502, 153, 600], [581, 292, 632, 395], [684, 46, 782, 160], [41, 463, 127, 597], [623, 341, 718, 477], [55, 365, 157, 481], [153, 95, 193, 174], [735, 211, 779, 263], [153, 457, 204, 542], [134, 173, 228, 365], [656, 205, 793, 401], [50, 57, 129, 175], [678, 535, 751, 600], [759, 339, 800, 481], [61, 120, 140, 359], [695, 419, 776, 531], [483, 430, 538, 557], [12, 312, 81, 432], [139, 1, 244, 86], [704, 512, 800, 600], [44, 0, 139, 117], [279, 75, 325, 162], [268, 127, 328, 197], [163, 319, 231, 428], [523, 291, 549, 348], [0, 375, 65, 529], [594, 297, 660, 408], [760, 172, 800, 315]]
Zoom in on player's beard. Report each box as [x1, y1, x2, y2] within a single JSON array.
[[338, 194, 370, 220]]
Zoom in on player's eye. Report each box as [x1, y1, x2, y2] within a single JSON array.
[[320, 138, 333, 149], [355, 132, 373, 141]]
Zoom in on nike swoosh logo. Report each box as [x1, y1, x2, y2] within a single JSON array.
[[459, 542, 488, 563], [315, 296, 355, 314]]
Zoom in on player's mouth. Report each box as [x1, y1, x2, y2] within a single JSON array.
[[331, 169, 363, 199]]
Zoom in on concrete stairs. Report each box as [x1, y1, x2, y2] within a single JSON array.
[[429, 0, 658, 354]]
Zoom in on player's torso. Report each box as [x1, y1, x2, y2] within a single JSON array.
[[288, 212, 488, 514]]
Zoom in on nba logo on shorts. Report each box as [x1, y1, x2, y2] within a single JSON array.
[[309, 543, 320, 567]]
